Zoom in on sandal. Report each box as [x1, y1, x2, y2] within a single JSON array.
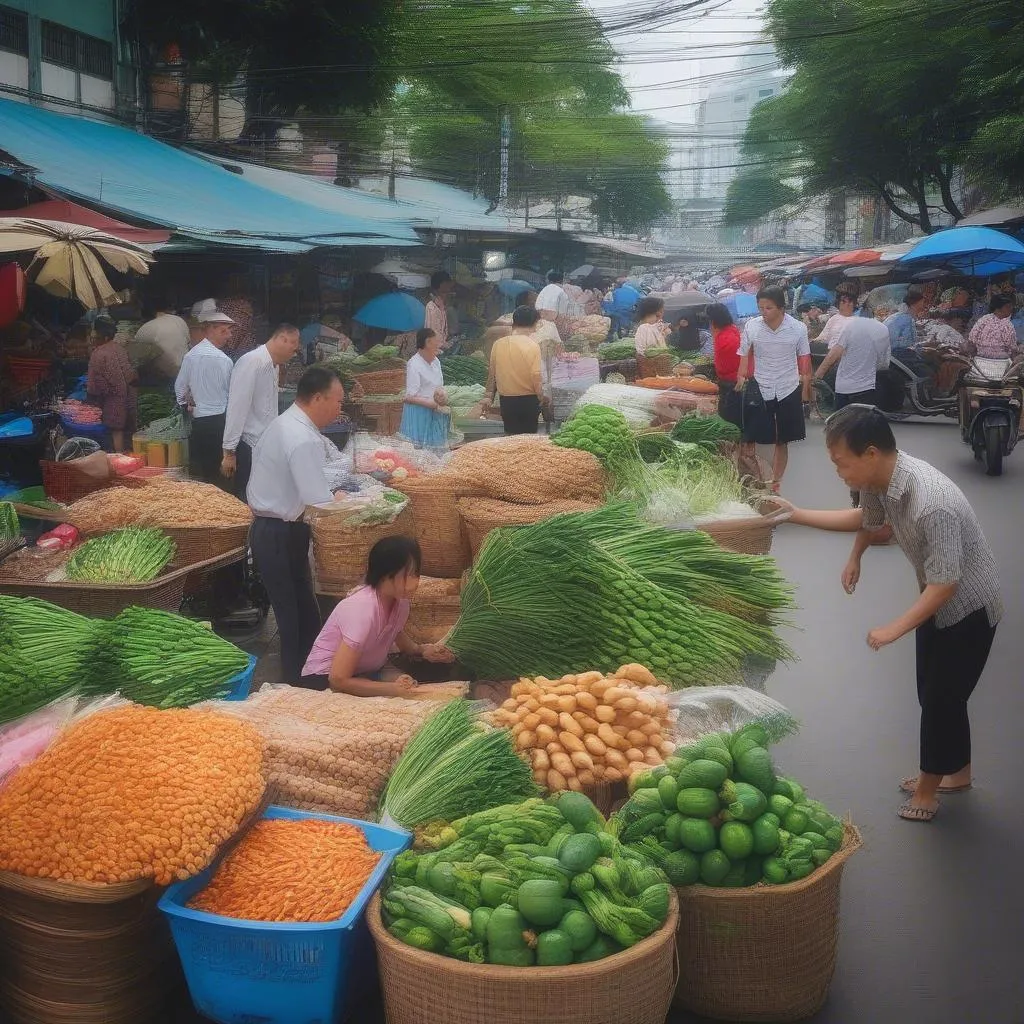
[[897, 802, 938, 823], [899, 777, 972, 795]]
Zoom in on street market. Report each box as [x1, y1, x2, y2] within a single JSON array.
[[0, 0, 1023, 1022]]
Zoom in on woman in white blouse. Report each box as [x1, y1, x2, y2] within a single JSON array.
[[633, 297, 669, 355], [398, 328, 450, 448]]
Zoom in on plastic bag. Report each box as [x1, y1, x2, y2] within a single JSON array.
[[37, 523, 80, 551], [350, 432, 451, 477], [665, 685, 798, 746], [0, 695, 78, 785]]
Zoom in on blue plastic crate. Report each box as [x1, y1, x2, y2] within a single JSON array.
[[159, 807, 411, 1024], [223, 654, 257, 701], [59, 415, 109, 440]]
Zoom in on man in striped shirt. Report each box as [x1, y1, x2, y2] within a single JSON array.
[[778, 405, 1001, 824]]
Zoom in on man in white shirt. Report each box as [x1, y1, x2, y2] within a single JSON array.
[[131, 300, 190, 380], [221, 324, 301, 500], [175, 302, 235, 486], [247, 366, 344, 682], [536, 270, 569, 321], [736, 285, 812, 490], [814, 291, 891, 407]]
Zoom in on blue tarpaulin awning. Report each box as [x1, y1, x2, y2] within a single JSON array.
[[0, 99, 420, 251]]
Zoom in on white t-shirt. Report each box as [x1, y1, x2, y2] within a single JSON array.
[[739, 314, 810, 401], [830, 317, 891, 396], [634, 322, 665, 355], [405, 352, 444, 401], [536, 283, 569, 315]]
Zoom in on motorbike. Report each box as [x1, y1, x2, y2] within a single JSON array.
[[958, 355, 1024, 477]]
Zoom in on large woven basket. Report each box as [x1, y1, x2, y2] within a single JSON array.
[[457, 497, 603, 557], [308, 506, 414, 595], [40, 463, 148, 507], [407, 575, 462, 635], [351, 367, 407, 397], [698, 504, 791, 555], [368, 890, 678, 1024], [674, 824, 862, 1022], [638, 351, 676, 378], [392, 474, 476, 578], [350, 398, 405, 436]]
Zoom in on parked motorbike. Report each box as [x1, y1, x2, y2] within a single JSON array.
[[958, 355, 1024, 477]]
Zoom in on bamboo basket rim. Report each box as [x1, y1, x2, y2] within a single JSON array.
[[367, 888, 679, 978], [0, 870, 153, 903]]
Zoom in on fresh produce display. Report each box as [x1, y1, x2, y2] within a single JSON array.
[[64, 526, 176, 583], [217, 687, 438, 818], [65, 477, 252, 533], [382, 793, 671, 964], [57, 398, 102, 425], [0, 502, 18, 542], [640, 346, 680, 364], [439, 354, 489, 386], [446, 504, 792, 686], [552, 406, 635, 465], [490, 666, 676, 790], [613, 725, 845, 887], [136, 388, 176, 430], [0, 704, 264, 884], [379, 699, 538, 829], [597, 341, 637, 361], [188, 818, 380, 923], [671, 414, 741, 448]]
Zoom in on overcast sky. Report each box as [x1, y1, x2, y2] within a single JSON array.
[[587, 0, 768, 125]]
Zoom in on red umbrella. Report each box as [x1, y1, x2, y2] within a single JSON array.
[[729, 265, 761, 285], [828, 248, 883, 267], [800, 254, 836, 271]]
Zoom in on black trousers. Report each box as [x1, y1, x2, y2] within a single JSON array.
[[189, 413, 227, 488], [234, 440, 254, 503], [916, 608, 996, 776], [500, 394, 541, 435], [250, 516, 321, 683], [835, 388, 877, 409]]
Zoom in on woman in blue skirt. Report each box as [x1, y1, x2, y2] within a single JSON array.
[[399, 328, 450, 448]]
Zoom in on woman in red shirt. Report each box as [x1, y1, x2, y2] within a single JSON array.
[[709, 303, 743, 427]]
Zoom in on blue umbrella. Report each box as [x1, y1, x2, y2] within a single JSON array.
[[722, 292, 759, 318], [899, 227, 1024, 271], [353, 292, 425, 332], [497, 279, 533, 298]]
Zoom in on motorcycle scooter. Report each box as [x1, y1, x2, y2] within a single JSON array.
[[958, 355, 1024, 476]]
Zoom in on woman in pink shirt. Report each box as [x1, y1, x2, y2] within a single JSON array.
[[300, 537, 452, 695], [967, 295, 1019, 360]]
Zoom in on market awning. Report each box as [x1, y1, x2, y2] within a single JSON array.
[[0, 99, 420, 251], [0, 199, 170, 247]]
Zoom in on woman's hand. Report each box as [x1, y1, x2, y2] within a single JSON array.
[[842, 557, 861, 594], [422, 643, 456, 664], [386, 674, 418, 697], [434, 387, 448, 406]]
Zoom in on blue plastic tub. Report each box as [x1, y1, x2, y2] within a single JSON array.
[[59, 416, 109, 440], [159, 807, 411, 1024], [223, 653, 257, 701]]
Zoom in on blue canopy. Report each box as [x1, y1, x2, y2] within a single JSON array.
[[354, 293, 425, 332], [0, 98, 419, 251], [899, 227, 1024, 271], [497, 279, 533, 298]]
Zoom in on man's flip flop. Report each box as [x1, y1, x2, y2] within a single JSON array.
[[899, 777, 972, 795], [897, 802, 938, 823]]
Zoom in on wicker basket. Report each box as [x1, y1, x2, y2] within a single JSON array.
[[350, 398, 405, 436], [674, 824, 862, 1022], [599, 358, 638, 383], [40, 463, 149, 507], [698, 504, 790, 555], [407, 575, 462, 635], [351, 367, 407, 397], [638, 351, 676, 378], [308, 506, 414, 595], [368, 890, 678, 1024], [392, 474, 475, 578], [457, 497, 603, 557]]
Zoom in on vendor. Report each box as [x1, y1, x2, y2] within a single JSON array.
[[86, 316, 137, 452], [299, 536, 452, 695], [633, 297, 668, 355], [398, 328, 451, 449]]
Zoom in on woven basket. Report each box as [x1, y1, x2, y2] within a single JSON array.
[[350, 397, 405, 435], [698, 504, 790, 555], [458, 497, 603, 557], [368, 890, 678, 1024], [407, 575, 462, 634], [674, 824, 863, 1022], [308, 506, 414, 595], [638, 351, 676, 378], [392, 474, 476, 578], [351, 367, 407, 397], [40, 463, 148, 507], [599, 358, 638, 383]]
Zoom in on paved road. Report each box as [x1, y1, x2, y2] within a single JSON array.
[[671, 421, 1024, 1024]]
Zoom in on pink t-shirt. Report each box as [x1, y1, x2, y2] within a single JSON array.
[[302, 586, 410, 677]]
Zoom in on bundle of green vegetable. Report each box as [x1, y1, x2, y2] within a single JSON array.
[[65, 527, 176, 584], [353, 344, 401, 367], [0, 503, 19, 543], [641, 346, 680, 364], [671, 414, 741, 448], [597, 341, 637, 361], [614, 725, 846, 888], [136, 389, 176, 430], [552, 405, 635, 465], [445, 504, 792, 687], [439, 354, 489, 386], [378, 699, 538, 829], [382, 792, 672, 965]]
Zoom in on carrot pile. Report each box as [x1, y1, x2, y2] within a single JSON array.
[[188, 818, 380, 923], [634, 376, 719, 394], [0, 705, 265, 885]]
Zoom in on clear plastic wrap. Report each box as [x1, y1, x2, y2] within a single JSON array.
[[666, 685, 797, 745]]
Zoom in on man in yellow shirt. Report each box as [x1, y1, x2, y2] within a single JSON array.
[[486, 305, 544, 434]]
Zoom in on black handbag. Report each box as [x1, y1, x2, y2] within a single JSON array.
[[741, 378, 765, 411]]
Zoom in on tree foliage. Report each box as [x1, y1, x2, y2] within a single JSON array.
[[724, 0, 1024, 232]]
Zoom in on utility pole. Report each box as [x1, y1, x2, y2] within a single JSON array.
[[499, 110, 511, 204]]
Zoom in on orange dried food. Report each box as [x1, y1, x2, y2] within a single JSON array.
[[0, 705, 264, 886], [187, 818, 380, 923]]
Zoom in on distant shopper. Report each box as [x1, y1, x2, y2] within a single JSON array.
[[399, 328, 451, 449], [425, 271, 454, 351], [708, 303, 743, 427], [633, 297, 667, 355], [221, 324, 301, 500], [247, 367, 345, 683], [667, 312, 700, 352], [777, 405, 1001, 823], [175, 302, 235, 486], [486, 305, 544, 435], [735, 285, 812, 491], [813, 291, 891, 408], [967, 295, 1019, 360], [132, 300, 190, 380], [87, 316, 137, 452], [885, 285, 928, 352], [536, 270, 572, 339]]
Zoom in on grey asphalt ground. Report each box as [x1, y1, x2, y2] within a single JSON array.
[[170, 420, 1024, 1024]]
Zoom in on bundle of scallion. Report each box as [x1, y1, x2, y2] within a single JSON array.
[[445, 504, 793, 689], [0, 503, 19, 543], [65, 527, 176, 584], [378, 699, 538, 829]]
